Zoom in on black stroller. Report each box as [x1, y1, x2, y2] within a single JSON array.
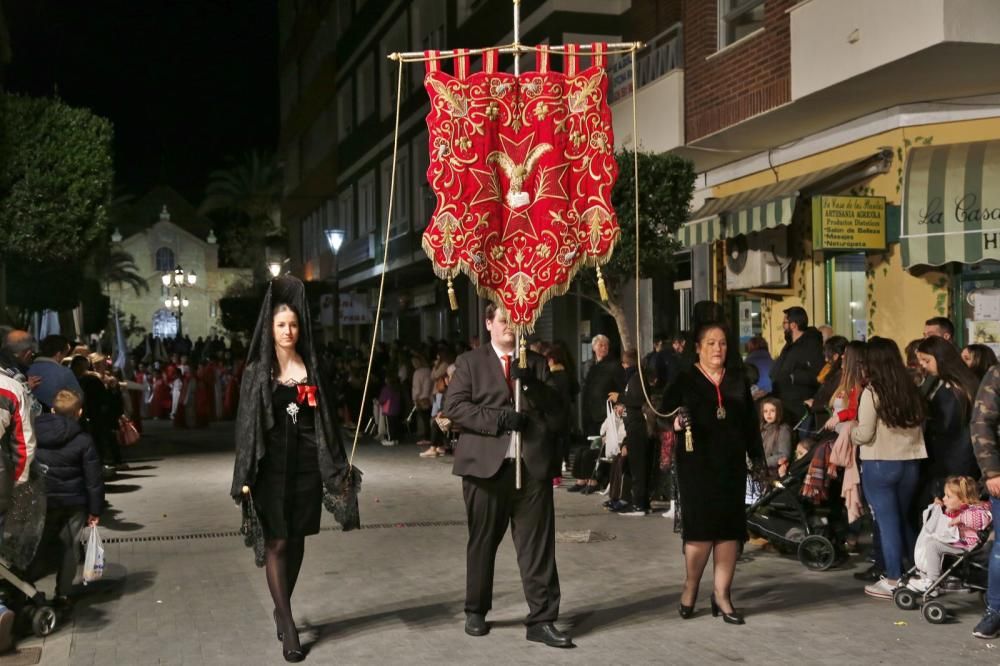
[[893, 527, 992, 624], [0, 464, 60, 638], [745, 447, 846, 571]]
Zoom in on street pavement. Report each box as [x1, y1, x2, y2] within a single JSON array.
[[10, 420, 1000, 665]]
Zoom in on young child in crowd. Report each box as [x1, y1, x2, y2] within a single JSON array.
[[29, 389, 104, 606], [759, 398, 791, 478], [907, 476, 992, 593]]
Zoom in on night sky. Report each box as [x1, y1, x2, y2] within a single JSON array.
[[3, 0, 278, 204]]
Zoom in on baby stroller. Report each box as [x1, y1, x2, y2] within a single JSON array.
[[0, 466, 59, 638], [893, 527, 992, 624], [745, 450, 846, 571]]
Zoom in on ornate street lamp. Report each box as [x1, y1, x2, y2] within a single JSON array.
[[324, 228, 346, 338], [161, 265, 197, 337]]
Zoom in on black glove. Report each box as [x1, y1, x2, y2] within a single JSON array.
[[498, 408, 529, 433], [509, 361, 536, 384]]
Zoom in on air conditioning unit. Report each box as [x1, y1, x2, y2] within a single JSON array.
[[725, 227, 790, 291]]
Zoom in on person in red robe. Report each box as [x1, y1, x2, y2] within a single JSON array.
[[194, 359, 216, 428], [152, 364, 173, 419]]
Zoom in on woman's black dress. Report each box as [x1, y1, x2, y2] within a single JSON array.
[[662, 367, 764, 542], [254, 382, 323, 539]]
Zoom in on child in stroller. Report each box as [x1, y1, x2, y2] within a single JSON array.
[[745, 434, 848, 571], [893, 476, 992, 622]]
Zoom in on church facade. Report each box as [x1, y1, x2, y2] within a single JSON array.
[[109, 187, 252, 344]]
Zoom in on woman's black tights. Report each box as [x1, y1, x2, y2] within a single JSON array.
[[266, 537, 306, 653]]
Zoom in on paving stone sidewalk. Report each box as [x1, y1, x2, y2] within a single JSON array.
[[11, 421, 1000, 665]]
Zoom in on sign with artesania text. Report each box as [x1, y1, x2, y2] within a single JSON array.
[[811, 195, 886, 250]]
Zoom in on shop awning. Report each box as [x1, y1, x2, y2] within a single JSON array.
[[678, 152, 893, 248], [901, 140, 1000, 268]]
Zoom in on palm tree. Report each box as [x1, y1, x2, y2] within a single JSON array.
[[200, 150, 281, 230], [98, 247, 148, 296], [200, 150, 283, 274]]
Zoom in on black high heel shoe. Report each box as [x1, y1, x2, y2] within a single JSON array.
[[710, 595, 745, 625], [281, 627, 305, 663], [678, 592, 696, 619]]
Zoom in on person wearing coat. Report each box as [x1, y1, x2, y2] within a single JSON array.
[[445, 303, 571, 648], [30, 389, 103, 603], [580, 335, 623, 437], [770, 306, 826, 428]]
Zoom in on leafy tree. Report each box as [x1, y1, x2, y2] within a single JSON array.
[[0, 93, 114, 260], [577, 150, 696, 352], [199, 150, 284, 274]]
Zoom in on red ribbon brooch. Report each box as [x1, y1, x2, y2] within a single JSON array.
[[296, 384, 318, 407]]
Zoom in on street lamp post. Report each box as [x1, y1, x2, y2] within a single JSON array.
[[324, 228, 345, 340], [161, 265, 197, 338]]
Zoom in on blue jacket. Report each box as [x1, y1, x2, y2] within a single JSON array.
[[745, 349, 774, 393], [34, 413, 104, 516], [28, 357, 82, 410]]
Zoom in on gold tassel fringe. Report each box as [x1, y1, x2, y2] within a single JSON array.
[[519, 338, 527, 368], [447, 277, 458, 311], [596, 265, 608, 302], [684, 426, 693, 453]]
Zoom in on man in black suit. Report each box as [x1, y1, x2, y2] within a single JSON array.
[[445, 303, 572, 648]]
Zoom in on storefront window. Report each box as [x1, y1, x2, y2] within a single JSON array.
[[830, 253, 867, 340], [733, 298, 762, 349], [961, 260, 1000, 350]]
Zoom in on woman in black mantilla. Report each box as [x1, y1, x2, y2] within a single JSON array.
[[662, 323, 765, 625], [231, 276, 361, 663]]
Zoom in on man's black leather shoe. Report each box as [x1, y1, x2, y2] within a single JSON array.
[[526, 623, 574, 648], [465, 613, 489, 637]]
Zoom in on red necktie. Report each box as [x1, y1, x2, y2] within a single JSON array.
[[502, 354, 513, 396]]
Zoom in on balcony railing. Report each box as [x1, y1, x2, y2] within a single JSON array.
[[610, 23, 683, 103]]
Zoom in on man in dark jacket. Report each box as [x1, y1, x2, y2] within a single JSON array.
[[29, 389, 104, 603], [445, 303, 571, 648], [770, 307, 825, 428], [615, 350, 651, 516], [580, 335, 623, 437]]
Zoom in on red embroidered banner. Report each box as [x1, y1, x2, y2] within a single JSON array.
[[421, 44, 619, 333]]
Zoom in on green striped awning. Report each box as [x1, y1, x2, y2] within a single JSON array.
[[678, 158, 886, 248], [902, 140, 1000, 268]]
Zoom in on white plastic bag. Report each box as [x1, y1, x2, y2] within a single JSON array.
[[601, 401, 625, 458], [82, 526, 105, 584]]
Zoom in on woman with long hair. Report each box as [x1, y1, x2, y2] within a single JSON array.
[[962, 344, 998, 382], [231, 276, 361, 662], [916, 336, 981, 498], [662, 324, 765, 624], [824, 340, 867, 432], [851, 337, 927, 600]]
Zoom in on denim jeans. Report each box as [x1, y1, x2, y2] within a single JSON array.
[[860, 460, 920, 580], [987, 498, 1000, 612]]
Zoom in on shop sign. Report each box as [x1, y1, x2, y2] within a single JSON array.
[[339, 293, 372, 325], [811, 195, 886, 251]]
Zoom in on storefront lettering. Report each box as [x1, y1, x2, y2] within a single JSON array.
[[956, 193, 1000, 224], [985, 232, 1000, 250], [919, 194, 1000, 226]]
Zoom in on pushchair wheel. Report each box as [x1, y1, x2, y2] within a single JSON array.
[[31, 606, 57, 637], [893, 588, 918, 611], [797, 535, 836, 571], [921, 601, 948, 625]]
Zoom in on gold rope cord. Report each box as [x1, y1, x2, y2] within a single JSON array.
[[348, 57, 405, 467], [628, 45, 678, 422]]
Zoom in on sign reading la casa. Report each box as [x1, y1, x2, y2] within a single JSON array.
[[811, 195, 886, 251]]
